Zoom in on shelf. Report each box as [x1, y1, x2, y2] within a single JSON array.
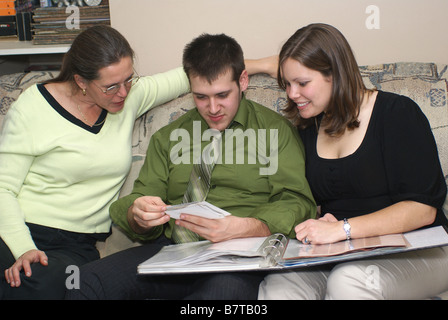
[[0, 39, 70, 56]]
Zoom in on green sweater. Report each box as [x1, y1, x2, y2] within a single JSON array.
[[0, 67, 190, 259], [110, 96, 316, 241]]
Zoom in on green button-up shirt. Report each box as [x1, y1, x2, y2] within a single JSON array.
[[110, 96, 316, 241]]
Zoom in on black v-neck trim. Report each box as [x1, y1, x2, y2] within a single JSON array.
[[37, 83, 107, 134]]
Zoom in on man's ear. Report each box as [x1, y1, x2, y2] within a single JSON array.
[[239, 70, 249, 92]]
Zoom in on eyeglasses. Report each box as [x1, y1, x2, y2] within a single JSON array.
[[92, 73, 140, 95]]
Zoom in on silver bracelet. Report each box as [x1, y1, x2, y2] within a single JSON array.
[[343, 218, 351, 240]]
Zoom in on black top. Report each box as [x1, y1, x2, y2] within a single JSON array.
[[299, 91, 447, 227]]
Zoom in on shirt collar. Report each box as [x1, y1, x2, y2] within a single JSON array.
[[230, 93, 249, 130]]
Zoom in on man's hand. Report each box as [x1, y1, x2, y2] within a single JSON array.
[[128, 196, 170, 234], [175, 214, 270, 242], [5, 249, 48, 288]]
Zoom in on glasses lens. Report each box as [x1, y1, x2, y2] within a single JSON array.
[[129, 76, 140, 87], [105, 85, 120, 95], [103, 75, 140, 95]]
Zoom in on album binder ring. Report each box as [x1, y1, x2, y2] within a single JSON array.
[[258, 233, 288, 267]]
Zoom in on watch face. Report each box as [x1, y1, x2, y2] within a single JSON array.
[[344, 223, 351, 232], [84, 0, 102, 6]]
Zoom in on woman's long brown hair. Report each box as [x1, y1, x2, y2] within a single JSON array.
[[48, 25, 134, 91], [278, 23, 373, 137]]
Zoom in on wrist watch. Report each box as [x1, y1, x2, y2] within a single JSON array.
[[343, 218, 351, 240]]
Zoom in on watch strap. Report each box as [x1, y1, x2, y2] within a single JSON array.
[[343, 218, 351, 240]]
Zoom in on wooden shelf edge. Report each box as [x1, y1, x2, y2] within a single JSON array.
[[0, 39, 70, 56]]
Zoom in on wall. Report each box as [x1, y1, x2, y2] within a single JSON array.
[[109, 0, 448, 75]]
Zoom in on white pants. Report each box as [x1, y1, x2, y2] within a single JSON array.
[[259, 246, 448, 300]]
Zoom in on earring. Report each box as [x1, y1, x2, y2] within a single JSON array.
[[82, 88, 86, 96]]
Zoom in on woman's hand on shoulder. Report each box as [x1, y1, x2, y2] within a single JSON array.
[[245, 55, 279, 78]]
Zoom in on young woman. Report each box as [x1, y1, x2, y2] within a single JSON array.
[[259, 23, 448, 299]]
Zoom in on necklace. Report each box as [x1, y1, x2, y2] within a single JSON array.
[[77, 104, 106, 127]]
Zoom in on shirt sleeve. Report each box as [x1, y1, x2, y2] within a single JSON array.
[[0, 103, 38, 259], [381, 93, 446, 209], [126, 67, 190, 118], [247, 119, 317, 238], [109, 130, 169, 241]]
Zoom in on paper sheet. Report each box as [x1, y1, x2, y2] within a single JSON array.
[[165, 201, 231, 219]]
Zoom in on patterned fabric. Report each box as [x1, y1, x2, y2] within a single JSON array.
[[1, 64, 445, 213], [127, 63, 448, 187], [1, 64, 447, 300], [0, 64, 446, 203], [0, 71, 58, 130], [171, 132, 222, 243], [183, 132, 222, 203], [359, 63, 448, 180]]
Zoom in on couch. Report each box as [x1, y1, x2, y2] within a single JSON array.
[[1, 62, 447, 299]]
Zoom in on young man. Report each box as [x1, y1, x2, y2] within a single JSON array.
[[66, 34, 315, 300]]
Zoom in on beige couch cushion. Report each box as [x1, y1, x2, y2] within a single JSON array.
[[0, 63, 447, 258]]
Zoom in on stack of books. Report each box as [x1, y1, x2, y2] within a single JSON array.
[[32, 4, 110, 45]]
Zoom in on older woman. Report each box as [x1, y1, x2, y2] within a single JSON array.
[[259, 23, 448, 300], [0, 25, 190, 299]]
